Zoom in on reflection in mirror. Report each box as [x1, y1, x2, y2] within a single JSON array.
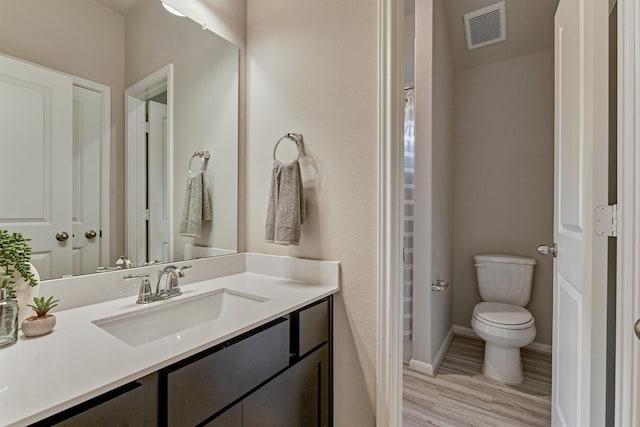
[[0, 0, 239, 280]]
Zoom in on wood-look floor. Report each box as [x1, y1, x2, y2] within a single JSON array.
[[403, 336, 552, 427]]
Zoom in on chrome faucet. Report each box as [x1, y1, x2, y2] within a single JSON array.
[[124, 265, 191, 304], [156, 265, 192, 299]]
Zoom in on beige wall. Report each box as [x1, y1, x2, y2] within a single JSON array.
[[125, 0, 239, 258], [412, 0, 454, 366], [246, 0, 378, 424], [429, 0, 454, 357], [0, 0, 126, 261], [452, 48, 555, 345]]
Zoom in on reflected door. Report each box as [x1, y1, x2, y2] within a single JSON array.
[[0, 54, 73, 279], [147, 100, 170, 263], [72, 85, 102, 275]]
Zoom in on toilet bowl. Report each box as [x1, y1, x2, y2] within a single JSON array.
[[471, 254, 537, 385], [471, 302, 536, 384]]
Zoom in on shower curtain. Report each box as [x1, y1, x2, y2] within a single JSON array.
[[403, 88, 415, 340]]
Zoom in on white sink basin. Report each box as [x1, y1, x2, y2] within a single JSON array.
[[92, 289, 269, 347]]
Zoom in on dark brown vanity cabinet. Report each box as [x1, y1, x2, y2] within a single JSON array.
[[32, 297, 332, 427], [168, 298, 332, 427]]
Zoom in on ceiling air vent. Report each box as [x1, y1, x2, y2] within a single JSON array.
[[464, 1, 507, 50]]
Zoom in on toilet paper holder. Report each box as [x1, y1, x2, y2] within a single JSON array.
[[431, 279, 449, 291]]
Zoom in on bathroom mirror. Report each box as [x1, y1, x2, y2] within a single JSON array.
[[0, 0, 239, 280]]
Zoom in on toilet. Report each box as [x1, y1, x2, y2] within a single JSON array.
[[471, 254, 537, 385]]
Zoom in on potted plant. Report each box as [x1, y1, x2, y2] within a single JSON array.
[[0, 230, 40, 326], [21, 296, 59, 337]]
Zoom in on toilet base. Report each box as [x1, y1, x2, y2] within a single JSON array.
[[482, 342, 523, 385]]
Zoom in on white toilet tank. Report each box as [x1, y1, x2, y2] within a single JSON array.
[[474, 254, 536, 307]]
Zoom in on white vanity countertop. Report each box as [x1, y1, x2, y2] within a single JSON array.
[[0, 253, 340, 427]]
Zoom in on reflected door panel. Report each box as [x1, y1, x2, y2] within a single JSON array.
[[148, 99, 170, 263], [72, 85, 102, 276], [0, 54, 73, 280]]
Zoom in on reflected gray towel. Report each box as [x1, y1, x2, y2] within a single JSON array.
[[178, 172, 212, 237], [265, 160, 305, 245]]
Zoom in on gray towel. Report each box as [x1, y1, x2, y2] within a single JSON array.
[[265, 160, 305, 245], [178, 172, 212, 237]]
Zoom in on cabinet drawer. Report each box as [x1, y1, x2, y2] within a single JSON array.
[[166, 318, 290, 426], [298, 300, 329, 356], [47, 374, 158, 427], [243, 346, 329, 427]]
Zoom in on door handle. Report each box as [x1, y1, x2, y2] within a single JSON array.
[[85, 230, 97, 240], [537, 243, 557, 257], [635, 319, 640, 340], [55, 231, 70, 242]]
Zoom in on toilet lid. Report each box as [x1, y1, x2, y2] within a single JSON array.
[[473, 302, 534, 330]]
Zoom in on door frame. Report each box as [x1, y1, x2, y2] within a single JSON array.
[[615, 0, 640, 425], [376, 1, 640, 426], [376, 0, 404, 426], [125, 64, 174, 267], [71, 76, 111, 269]]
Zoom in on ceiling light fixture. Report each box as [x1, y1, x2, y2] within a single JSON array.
[[161, 2, 185, 17]]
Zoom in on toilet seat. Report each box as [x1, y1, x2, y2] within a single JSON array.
[[473, 302, 534, 330]]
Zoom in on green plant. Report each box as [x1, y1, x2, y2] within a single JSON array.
[[27, 296, 59, 318], [0, 230, 37, 297]]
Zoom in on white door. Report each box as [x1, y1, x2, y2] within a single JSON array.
[[0, 54, 73, 280], [552, 1, 609, 426], [147, 100, 170, 263], [72, 85, 102, 275]]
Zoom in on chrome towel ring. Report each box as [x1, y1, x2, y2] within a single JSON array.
[[188, 151, 211, 175], [273, 133, 303, 161]]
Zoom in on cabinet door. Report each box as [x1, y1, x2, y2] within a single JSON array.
[[49, 374, 157, 427], [243, 346, 329, 427], [203, 403, 242, 427]]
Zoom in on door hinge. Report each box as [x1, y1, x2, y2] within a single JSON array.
[[595, 204, 617, 237], [144, 121, 150, 134], [143, 209, 150, 221]]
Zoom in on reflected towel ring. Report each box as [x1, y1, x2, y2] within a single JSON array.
[[188, 151, 211, 175], [273, 133, 303, 161]]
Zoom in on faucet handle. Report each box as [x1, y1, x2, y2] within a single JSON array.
[[115, 256, 133, 269], [176, 265, 192, 278], [124, 273, 152, 304]]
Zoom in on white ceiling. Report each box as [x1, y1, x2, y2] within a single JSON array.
[[94, 0, 143, 15], [443, 0, 559, 70]]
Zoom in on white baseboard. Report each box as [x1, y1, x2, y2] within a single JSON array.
[[408, 327, 454, 376], [408, 358, 435, 376], [452, 324, 552, 354], [431, 327, 454, 374]]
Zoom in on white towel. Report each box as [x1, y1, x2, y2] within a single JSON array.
[[265, 160, 305, 245], [178, 172, 212, 237]]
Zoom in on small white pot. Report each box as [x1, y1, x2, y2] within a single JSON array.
[[21, 315, 56, 337]]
